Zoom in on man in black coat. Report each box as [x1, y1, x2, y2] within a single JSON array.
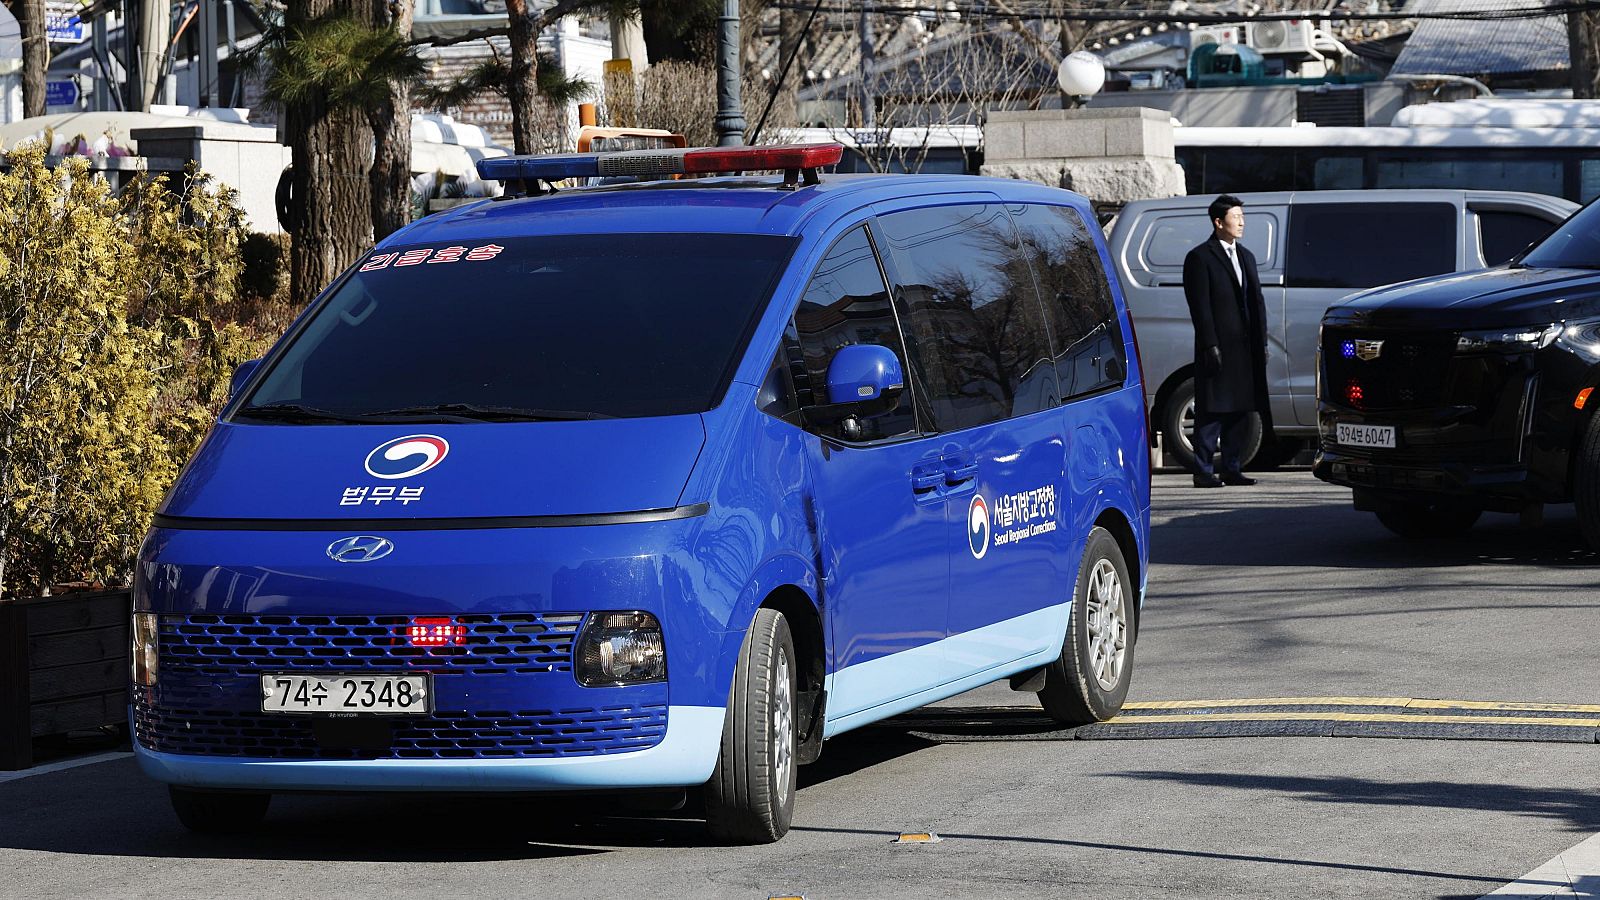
[[1182, 194, 1273, 488]]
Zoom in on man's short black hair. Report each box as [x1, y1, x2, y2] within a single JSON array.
[[1208, 194, 1244, 223]]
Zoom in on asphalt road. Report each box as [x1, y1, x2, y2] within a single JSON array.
[[4, 472, 1598, 900]]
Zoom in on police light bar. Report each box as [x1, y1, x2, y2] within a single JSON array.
[[475, 143, 845, 185]]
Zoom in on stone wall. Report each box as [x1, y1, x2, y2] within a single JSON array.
[[980, 106, 1186, 206]]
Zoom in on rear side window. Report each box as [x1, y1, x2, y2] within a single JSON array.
[[1012, 204, 1126, 401], [789, 226, 917, 442], [1286, 203, 1455, 289], [1476, 210, 1557, 266], [876, 204, 1057, 433]]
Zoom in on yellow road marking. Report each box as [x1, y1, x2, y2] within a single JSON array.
[[1121, 697, 1600, 715], [1124, 697, 1410, 710], [1104, 711, 1600, 728], [1404, 698, 1600, 714]]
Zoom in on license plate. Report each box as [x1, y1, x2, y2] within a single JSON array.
[[261, 674, 430, 715], [1336, 423, 1396, 449]]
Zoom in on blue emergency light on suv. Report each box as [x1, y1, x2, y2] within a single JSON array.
[[131, 143, 1152, 844]]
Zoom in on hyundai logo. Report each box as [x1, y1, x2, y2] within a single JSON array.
[[327, 535, 395, 563], [1354, 339, 1385, 362]]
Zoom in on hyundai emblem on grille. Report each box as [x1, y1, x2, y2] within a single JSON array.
[[1355, 340, 1385, 361], [326, 535, 395, 563]]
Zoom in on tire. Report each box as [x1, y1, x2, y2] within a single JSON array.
[[1039, 527, 1136, 726], [169, 787, 271, 834], [1575, 411, 1600, 550], [1159, 376, 1262, 471], [1374, 502, 1482, 539], [704, 608, 797, 844]]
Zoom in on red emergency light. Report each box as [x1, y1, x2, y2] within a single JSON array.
[[408, 616, 466, 647], [477, 143, 845, 190]]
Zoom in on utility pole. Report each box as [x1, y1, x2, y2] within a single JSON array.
[[714, 0, 745, 146], [136, 0, 173, 109]]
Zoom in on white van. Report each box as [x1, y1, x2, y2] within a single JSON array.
[[1107, 189, 1577, 469]]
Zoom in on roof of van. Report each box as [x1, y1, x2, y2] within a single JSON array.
[[1115, 188, 1578, 216], [388, 173, 1091, 247]]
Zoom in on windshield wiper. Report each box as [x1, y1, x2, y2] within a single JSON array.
[[234, 403, 370, 424], [364, 403, 616, 423]]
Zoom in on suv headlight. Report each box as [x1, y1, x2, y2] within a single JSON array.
[[132, 612, 159, 686], [574, 611, 666, 687], [1456, 324, 1560, 354]]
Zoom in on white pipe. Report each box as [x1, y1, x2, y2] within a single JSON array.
[[1386, 73, 1494, 98]]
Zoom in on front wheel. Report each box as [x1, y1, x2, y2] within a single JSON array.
[[1039, 527, 1136, 726], [169, 787, 270, 834], [704, 607, 797, 844], [1374, 502, 1482, 538]]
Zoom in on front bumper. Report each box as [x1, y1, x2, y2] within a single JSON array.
[[133, 704, 724, 792]]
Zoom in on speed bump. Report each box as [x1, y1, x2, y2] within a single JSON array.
[[876, 698, 1600, 744]]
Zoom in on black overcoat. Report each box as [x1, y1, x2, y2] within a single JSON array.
[[1182, 236, 1273, 425]]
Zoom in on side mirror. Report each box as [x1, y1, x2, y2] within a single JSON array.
[[805, 345, 906, 430], [826, 344, 904, 405], [230, 359, 261, 401]]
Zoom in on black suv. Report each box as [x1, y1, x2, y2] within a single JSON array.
[[1315, 199, 1600, 546]]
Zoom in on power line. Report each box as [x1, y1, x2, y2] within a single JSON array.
[[766, 0, 1600, 22]]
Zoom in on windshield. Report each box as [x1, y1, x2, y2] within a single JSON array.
[[240, 233, 797, 421], [1519, 201, 1600, 269]]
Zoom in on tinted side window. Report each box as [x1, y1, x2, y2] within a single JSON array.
[[1286, 203, 1456, 289], [1012, 204, 1126, 401], [790, 226, 917, 441], [877, 204, 1057, 433], [1477, 210, 1557, 266]]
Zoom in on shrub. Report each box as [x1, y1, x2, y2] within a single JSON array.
[[0, 145, 272, 597]]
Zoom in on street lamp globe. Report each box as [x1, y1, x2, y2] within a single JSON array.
[[1058, 51, 1106, 97]]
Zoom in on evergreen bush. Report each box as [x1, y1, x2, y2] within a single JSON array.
[[0, 145, 272, 597]]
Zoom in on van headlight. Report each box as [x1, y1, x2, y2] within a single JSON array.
[[1456, 324, 1560, 353], [574, 611, 666, 686], [132, 613, 159, 686]]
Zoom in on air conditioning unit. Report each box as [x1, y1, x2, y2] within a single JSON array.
[[1249, 18, 1316, 54], [1190, 24, 1246, 48]]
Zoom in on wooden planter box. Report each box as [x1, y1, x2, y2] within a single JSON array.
[[0, 589, 131, 770]]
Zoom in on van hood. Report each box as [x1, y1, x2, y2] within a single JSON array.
[[158, 416, 706, 521], [1326, 267, 1600, 329]]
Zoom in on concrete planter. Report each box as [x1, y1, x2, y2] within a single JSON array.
[[0, 589, 131, 770]]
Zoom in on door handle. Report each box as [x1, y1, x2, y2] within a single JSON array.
[[945, 462, 979, 485], [943, 452, 978, 486], [911, 465, 944, 494]]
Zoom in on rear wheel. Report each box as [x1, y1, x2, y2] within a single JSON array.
[[1374, 502, 1482, 539], [169, 787, 270, 834], [704, 608, 797, 844], [1159, 377, 1262, 471], [1576, 411, 1600, 550], [1039, 527, 1135, 726]]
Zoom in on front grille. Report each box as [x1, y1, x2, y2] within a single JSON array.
[[1323, 330, 1456, 410], [134, 691, 668, 759], [161, 613, 583, 677]]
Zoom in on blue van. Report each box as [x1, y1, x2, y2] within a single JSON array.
[[131, 144, 1151, 844]]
